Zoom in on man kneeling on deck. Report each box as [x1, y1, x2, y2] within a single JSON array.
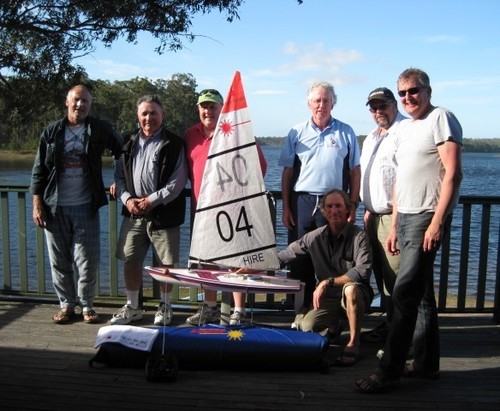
[[278, 188, 373, 366]]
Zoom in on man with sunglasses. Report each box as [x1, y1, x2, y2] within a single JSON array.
[[184, 89, 267, 326], [359, 88, 406, 344], [357, 68, 463, 393]]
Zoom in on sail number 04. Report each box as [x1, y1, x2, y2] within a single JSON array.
[[216, 207, 254, 242]]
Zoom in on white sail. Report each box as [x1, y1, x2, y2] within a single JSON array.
[[189, 72, 280, 270]]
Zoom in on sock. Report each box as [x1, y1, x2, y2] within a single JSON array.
[[161, 290, 170, 305], [205, 299, 217, 309], [126, 290, 140, 309], [233, 307, 245, 314]]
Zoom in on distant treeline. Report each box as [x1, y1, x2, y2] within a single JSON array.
[[257, 136, 500, 153]]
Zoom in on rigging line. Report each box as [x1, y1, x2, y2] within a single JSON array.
[[196, 191, 267, 212], [206, 141, 256, 160]]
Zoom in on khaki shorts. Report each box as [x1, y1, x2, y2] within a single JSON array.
[[295, 281, 373, 334], [116, 217, 180, 265]]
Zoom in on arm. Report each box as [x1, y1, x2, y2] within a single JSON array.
[[256, 143, 267, 177], [313, 228, 372, 309], [348, 165, 361, 223], [30, 132, 49, 228], [281, 167, 295, 230], [385, 185, 399, 256], [423, 141, 462, 252], [140, 148, 188, 213], [363, 209, 371, 230]]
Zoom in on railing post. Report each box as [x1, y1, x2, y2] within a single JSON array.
[[1, 191, 12, 290], [494, 219, 500, 324], [18, 192, 28, 293], [35, 227, 46, 293], [108, 194, 119, 297]]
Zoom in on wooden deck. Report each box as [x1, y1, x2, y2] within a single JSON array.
[[0, 300, 499, 410]]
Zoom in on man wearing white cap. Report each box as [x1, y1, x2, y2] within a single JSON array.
[[360, 87, 406, 344]]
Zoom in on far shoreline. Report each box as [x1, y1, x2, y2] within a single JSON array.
[[0, 150, 35, 161]]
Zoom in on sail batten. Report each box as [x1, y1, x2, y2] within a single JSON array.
[[196, 191, 268, 213]]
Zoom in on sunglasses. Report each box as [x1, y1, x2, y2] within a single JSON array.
[[369, 103, 389, 113], [397, 87, 425, 97], [199, 89, 222, 98]]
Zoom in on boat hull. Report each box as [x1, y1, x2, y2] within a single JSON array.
[[145, 266, 303, 294]]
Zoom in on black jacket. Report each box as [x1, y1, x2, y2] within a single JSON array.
[[30, 116, 123, 216], [120, 128, 186, 229]]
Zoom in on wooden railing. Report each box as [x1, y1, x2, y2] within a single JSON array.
[[1, 184, 499, 322]]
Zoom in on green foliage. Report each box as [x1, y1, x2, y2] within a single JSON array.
[[0, 73, 200, 148], [462, 138, 500, 153], [0, 0, 244, 88]]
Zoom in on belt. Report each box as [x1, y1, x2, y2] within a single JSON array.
[[129, 214, 145, 220], [371, 212, 392, 217]]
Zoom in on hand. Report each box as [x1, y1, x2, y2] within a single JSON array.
[[312, 280, 328, 310], [385, 228, 400, 256], [423, 221, 442, 252], [126, 198, 145, 215], [109, 183, 117, 198], [282, 207, 296, 230], [137, 197, 152, 213], [234, 267, 264, 274], [32, 196, 47, 228]]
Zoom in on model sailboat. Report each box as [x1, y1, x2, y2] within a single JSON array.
[[146, 71, 300, 293]]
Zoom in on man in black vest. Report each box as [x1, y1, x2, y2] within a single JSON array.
[[111, 95, 187, 326]]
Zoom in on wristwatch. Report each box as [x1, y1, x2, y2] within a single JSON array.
[[328, 277, 334, 287]]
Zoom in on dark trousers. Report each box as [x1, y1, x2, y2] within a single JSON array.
[[378, 212, 448, 377], [288, 192, 327, 307]]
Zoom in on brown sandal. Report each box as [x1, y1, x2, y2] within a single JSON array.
[[83, 309, 100, 324], [53, 308, 75, 324]]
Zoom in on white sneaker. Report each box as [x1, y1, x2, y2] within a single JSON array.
[[110, 305, 143, 325], [229, 311, 244, 326], [186, 304, 220, 325], [154, 303, 173, 326]]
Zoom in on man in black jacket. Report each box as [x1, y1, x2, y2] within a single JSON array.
[[31, 84, 123, 324], [111, 95, 187, 326]]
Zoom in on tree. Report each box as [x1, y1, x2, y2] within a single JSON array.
[[0, 0, 244, 90], [163, 73, 199, 137]]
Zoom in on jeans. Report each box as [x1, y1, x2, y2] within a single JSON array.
[[44, 204, 100, 310], [378, 212, 445, 377]]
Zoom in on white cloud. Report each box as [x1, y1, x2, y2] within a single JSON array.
[[82, 58, 147, 80], [278, 43, 364, 74]]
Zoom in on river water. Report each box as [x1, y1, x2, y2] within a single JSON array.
[[1, 148, 499, 301]]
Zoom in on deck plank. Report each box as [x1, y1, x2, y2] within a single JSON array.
[[0, 301, 499, 410]]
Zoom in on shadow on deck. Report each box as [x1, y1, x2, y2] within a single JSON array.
[[0, 301, 499, 410]]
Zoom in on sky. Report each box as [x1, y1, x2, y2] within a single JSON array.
[[78, 0, 500, 139]]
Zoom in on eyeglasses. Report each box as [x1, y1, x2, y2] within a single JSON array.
[[369, 104, 389, 113], [397, 87, 425, 97], [310, 98, 332, 106]]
